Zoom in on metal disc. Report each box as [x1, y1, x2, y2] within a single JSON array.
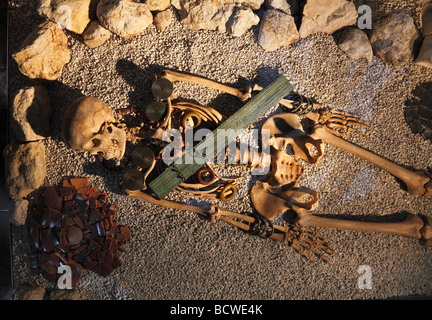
[[132, 146, 154, 169], [151, 78, 174, 99], [122, 169, 144, 191], [146, 101, 166, 122]]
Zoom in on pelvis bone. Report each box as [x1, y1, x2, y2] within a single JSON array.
[[61, 97, 126, 161], [251, 180, 319, 220], [263, 112, 324, 164], [251, 105, 432, 245]]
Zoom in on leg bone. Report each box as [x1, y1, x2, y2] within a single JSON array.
[[311, 125, 431, 196], [293, 206, 430, 241]]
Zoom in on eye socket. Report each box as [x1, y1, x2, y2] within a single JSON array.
[[107, 126, 113, 134], [92, 138, 101, 147]]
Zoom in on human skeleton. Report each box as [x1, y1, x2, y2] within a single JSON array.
[[61, 69, 432, 262]]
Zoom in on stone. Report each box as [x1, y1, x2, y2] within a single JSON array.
[[171, 0, 180, 10], [299, 0, 358, 39], [421, 2, 432, 36], [97, 0, 153, 39], [258, 9, 299, 51], [369, 10, 419, 66], [11, 86, 52, 142], [83, 20, 112, 48], [8, 199, 29, 226], [14, 286, 46, 300], [12, 21, 71, 81], [178, 1, 236, 33], [144, 0, 170, 11], [265, 0, 290, 13], [177, 0, 261, 36], [415, 35, 432, 69], [154, 9, 173, 32], [227, 7, 260, 37], [49, 289, 81, 300], [3, 141, 47, 200], [37, 0, 94, 34], [240, 0, 265, 10], [338, 27, 373, 62]]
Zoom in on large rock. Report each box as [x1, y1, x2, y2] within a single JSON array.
[[177, 0, 261, 36], [338, 27, 373, 63], [421, 2, 432, 36], [258, 9, 299, 51], [49, 289, 81, 300], [37, 0, 95, 34], [14, 286, 46, 300], [8, 199, 29, 226], [227, 7, 260, 37], [83, 20, 112, 48], [11, 86, 52, 142], [12, 21, 71, 80], [97, 0, 153, 39], [415, 3, 432, 68], [416, 34, 432, 68], [299, 0, 358, 39], [153, 9, 173, 32], [265, 0, 302, 26], [144, 0, 171, 11], [369, 10, 419, 66], [3, 141, 47, 199], [265, 0, 291, 13], [240, 0, 265, 10]]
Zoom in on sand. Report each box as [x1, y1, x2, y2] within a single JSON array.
[[7, 0, 432, 300]]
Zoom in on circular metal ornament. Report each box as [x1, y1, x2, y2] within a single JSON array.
[[197, 167, 216, 185], [182, 111, 202, 129], [146, 101, 166, 122], [151, 78, 174, 99], [132, 146, 154, 169], [219, 183, 237, 202], [122, 169, 145, 191]]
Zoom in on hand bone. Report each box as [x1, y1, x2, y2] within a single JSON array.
[[310, 108, 370, 139]]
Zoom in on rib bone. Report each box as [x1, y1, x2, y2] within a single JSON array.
[[311, 125, 431, 196], [160, 69, 253, 101]]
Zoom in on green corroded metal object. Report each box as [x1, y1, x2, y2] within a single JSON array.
[[148, 75, 294, 199]]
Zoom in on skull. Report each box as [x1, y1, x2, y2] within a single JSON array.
[[61, 97, 126, 161]]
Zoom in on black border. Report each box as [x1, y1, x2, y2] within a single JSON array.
[[0, 0, 12, 301]]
